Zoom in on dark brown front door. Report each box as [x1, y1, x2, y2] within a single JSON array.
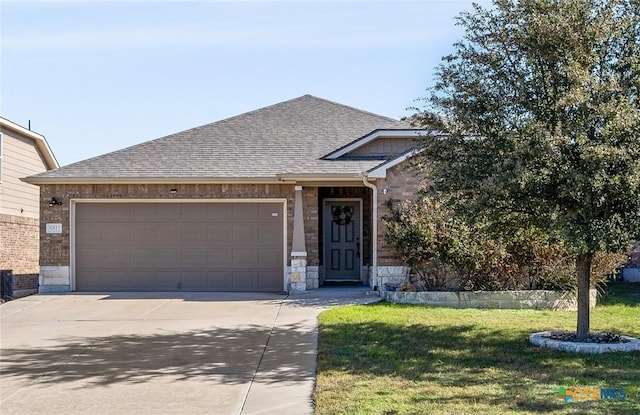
[[323, 201, 361, 281]]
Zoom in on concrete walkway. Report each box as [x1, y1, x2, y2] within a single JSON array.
[[0, 287, 379, 415]]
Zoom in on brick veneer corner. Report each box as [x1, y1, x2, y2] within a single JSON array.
[[0, 213, 40, 292]]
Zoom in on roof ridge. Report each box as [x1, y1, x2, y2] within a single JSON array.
[[187, 95, 403, 133], [127, 95, 403, 144], [300, 94, 404, 124], [179, 95, 314, 135]]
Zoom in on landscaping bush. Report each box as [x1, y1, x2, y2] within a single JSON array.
[[383, 187, 625, 291]]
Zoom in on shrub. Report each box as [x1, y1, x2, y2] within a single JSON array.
[[383, 188, 624, 291]]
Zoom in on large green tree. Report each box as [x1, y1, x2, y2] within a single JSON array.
[[415, 0, 640, 339]]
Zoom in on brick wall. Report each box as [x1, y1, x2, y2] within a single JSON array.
[[39, 183, 296, 267], [37, 180, 417, 287], [0, 213, 40, 291], [376, 162, 421, 266]]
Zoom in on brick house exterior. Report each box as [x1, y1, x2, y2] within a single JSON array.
[[26, 96, 425, 293], [0, 117, 58, 297]]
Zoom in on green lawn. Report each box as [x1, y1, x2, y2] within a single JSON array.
[[314, 283, 640, 415]]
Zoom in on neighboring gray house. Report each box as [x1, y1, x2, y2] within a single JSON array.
[[623, 241, 640, 282], [1, 117, 58, 297], [25, 95, 425, 293]]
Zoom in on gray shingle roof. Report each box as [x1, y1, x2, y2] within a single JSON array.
[[27, 95, 412, 182]]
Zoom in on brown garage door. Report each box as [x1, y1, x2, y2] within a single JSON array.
[[75, 202, 284, 292]]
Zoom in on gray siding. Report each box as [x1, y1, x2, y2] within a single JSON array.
[[345, 137, 414, 158]]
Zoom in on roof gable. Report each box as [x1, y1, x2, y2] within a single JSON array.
[[323, 129, 426, 160], [0, 117, 59, 170]]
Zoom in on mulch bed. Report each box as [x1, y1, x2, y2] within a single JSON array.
[[543, 330, 630, 344]]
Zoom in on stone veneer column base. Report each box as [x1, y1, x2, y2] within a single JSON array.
[[290, 256, 307, 292], [377, 266, 410, 290], [306, 266, 319, 290], [39, 266, 71, 293]]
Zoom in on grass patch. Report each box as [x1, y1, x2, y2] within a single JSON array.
[[314, 282, 640, 414]]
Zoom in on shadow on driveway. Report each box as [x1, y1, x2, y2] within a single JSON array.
[[1, 323, 313, 388]]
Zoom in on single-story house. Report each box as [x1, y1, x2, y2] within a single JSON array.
[[24, 95, 425, 293], [1, 117, 59, 297]]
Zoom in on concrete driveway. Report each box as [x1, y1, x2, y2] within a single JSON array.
[[0, 287, 378, 415]]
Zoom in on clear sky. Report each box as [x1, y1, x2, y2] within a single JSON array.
[[1, 0, 487, 166]]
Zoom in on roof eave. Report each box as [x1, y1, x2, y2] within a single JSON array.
[[1, 117, 59, 170], [276, 173, 365, 181], [367, 149, 420, 178], [21, 176, 285, 186]]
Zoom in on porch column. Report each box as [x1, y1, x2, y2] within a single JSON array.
[[290, 185, 307, 291]]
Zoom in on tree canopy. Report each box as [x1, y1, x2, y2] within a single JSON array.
[[414, 0, 640, 338]]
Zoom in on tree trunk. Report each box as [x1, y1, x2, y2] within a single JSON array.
[[575, 253, 593, 341]]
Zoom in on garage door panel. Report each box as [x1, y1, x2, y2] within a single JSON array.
[[154, 248, 181, 268], [76, 204, 104, 221], [208, 224, 232, 243], [129, 224, 158, 244], [207, 204, 233, 221], [101, 248, 130, 267], [127, 271, 156, 288], [258, 223, 281, 244], [258, 271, 281, 290], [76, 223, 104, 245], [181, 204, 208, 221], [232, 271, 257, 290], [156, 272, 180, 290], [155, 224, 181, 244], [259, 248, 281, 267], [103, 224, 131, 245], [156, 204, 181, 220], [207, 203, 233, 223], [233, 204, 258, 220], [182, 224, 208, 244], [76, 248, 102, 269], [76, 271, 102, 290], [233, 224, 257, 244], [181, 272, 207, 290], [129, 248, 156, 269], [208, 248, 233, 267], [206, 272, 233, 290], [233, 248, 257, 267], [75, 202, 284, 292], [129, 204, 157, 220], [101, 205, 132, 222], [182, 248, 208, 268], [99, 271, 130, 290]]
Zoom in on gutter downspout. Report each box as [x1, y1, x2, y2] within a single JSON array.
[[361, 173, 378, 291]]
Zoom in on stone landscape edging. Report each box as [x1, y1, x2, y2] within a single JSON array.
[[382, 289, 597, 311], [529, 331, 640, 353]]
